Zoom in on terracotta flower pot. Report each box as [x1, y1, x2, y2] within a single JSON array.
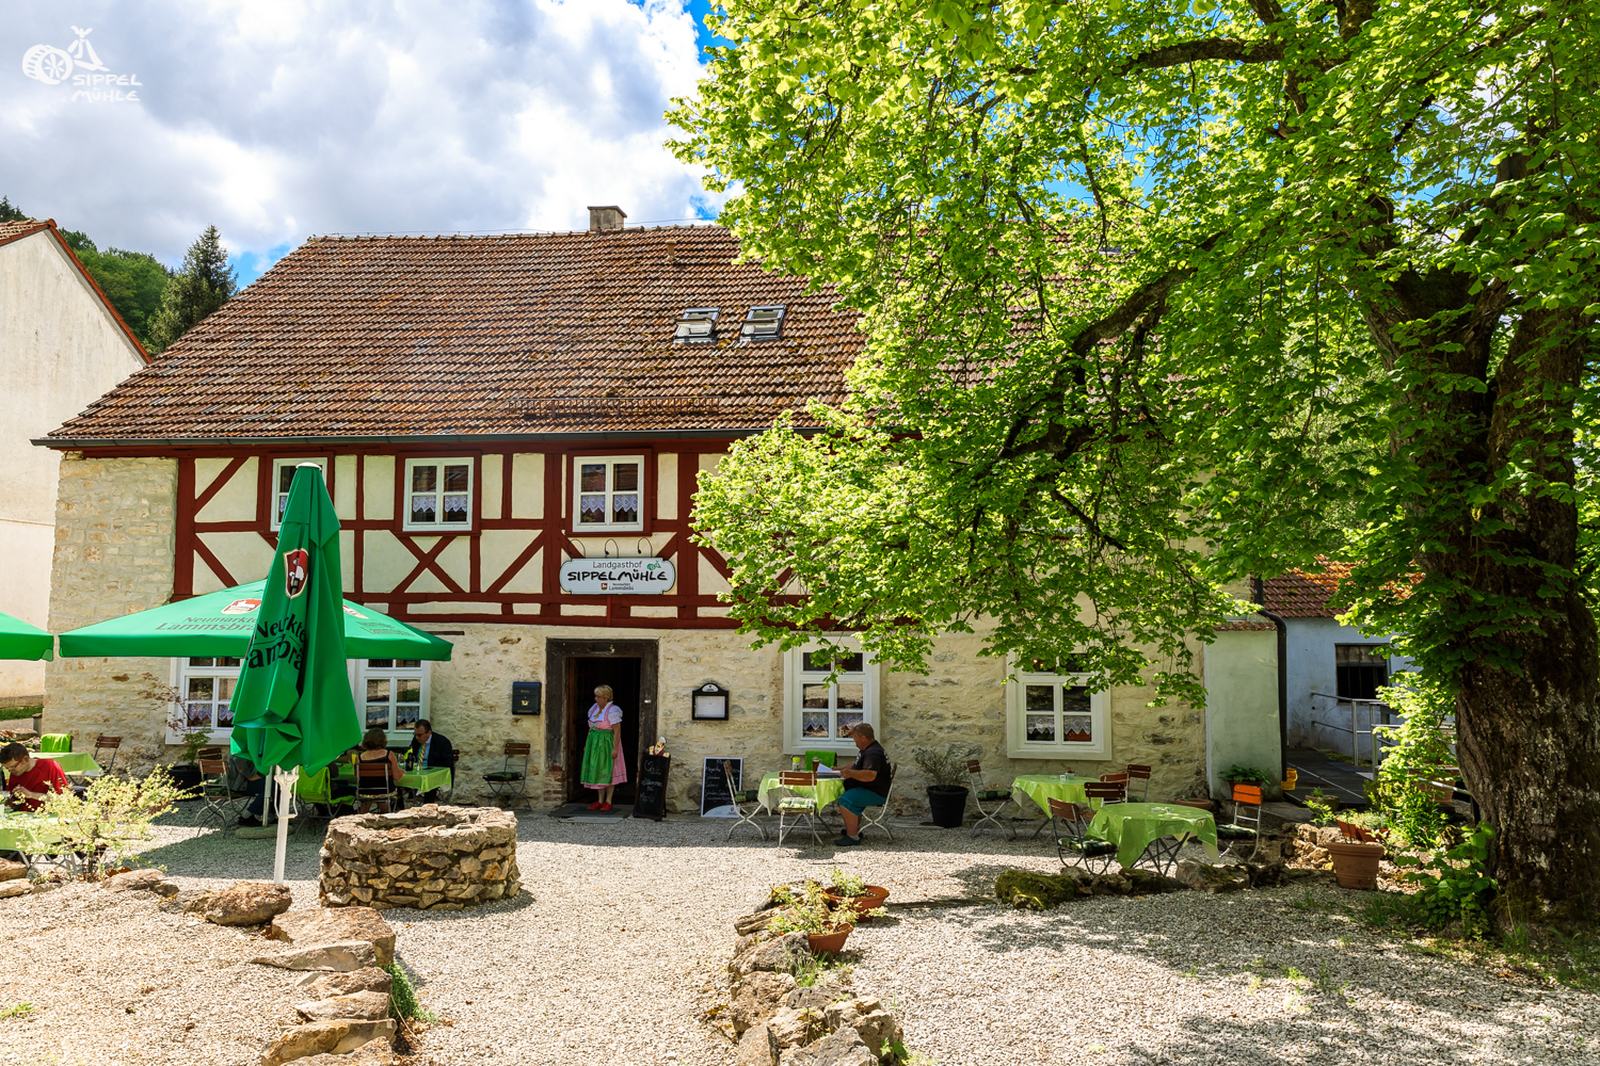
[[807, 924, 853, 955], [824, 885, 890, 918], [1327, 840, 1385, 890]]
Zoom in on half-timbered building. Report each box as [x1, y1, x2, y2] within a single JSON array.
[[38, 209, 1280, 811]]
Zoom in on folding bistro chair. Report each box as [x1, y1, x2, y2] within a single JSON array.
[[355, 758, 398, 814], [84, 735, 122, 779], [293, 765, 354, 833], [1049, 798, 1116, 874], [723, 760, 767, 841], [483, 741, 532, 809], [857, 773, 895, 842], [436, 748, 461, 803], [1099, 770, 1131, 791], [774, 770, 822, 846], [195, 756, 247, 834], [1125, 764, 1152, 801], [1084, 780, 1127, 805], [967, 759, 1017, 839], [1218, 783, 1265, 860]]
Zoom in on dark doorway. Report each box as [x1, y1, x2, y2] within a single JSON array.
[[545, 639, 659, 805]]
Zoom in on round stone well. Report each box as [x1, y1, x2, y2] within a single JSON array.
[[320, 804, 520, 911]]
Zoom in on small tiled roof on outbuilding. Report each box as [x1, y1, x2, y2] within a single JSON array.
[[1259, 560, 1357, 619], [43, 225, 865, 444], [0, 219, 53, 245]]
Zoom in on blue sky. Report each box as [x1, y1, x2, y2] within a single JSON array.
[[1, 1, 725, 287]]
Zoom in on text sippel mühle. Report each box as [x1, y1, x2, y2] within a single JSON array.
[[558, 557, 678, 595]]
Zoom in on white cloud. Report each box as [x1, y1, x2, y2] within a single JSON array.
[[0, 0, 720, 276]]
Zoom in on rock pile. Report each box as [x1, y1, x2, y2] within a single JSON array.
[[725, 908, 905, 1066], [319, 804, 519, 910]]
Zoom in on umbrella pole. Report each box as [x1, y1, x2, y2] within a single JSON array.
[[270, 765, 299, 883]]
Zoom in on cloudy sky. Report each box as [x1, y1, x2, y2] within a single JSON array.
[[1, 0, 722, 284]]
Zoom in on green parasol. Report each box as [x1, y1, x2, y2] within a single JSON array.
[[228, 464, 364, 778], [57, 584, 451, 662], [0, 611, 52, 661]]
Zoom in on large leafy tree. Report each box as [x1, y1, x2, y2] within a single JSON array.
[[148, 224, 236, 353], [672, 0, 1599, 919], [62, 232, 173, 349]]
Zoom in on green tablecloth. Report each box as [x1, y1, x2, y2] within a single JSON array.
[[1088, 802, 1220, 869], [0, 814, 62, 854], [758, 772, 845, 813], [48, 753, 103, 776], [333, 760, 451, 793], [1011, 774, 1093, 815]]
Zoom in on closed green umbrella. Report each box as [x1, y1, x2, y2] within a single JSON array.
[[58, 583, 451, 661], [0, 611, 52, 661]]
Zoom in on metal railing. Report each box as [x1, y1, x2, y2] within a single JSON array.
[[1308, 692, 1394, 767]]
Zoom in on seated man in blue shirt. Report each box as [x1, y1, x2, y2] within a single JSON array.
[[835, 722, 891, 846], [402, 720, 454, 802]]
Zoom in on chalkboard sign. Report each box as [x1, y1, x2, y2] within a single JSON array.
[[700, 756, 743, 816], [632, 753, 670, 821]]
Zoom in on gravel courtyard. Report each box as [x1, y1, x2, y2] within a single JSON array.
[[111, 812, 1599, 1066]]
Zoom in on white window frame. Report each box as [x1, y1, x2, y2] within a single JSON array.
[[571, 454, 646, 533], [352, 659, 431, 745], [270, 458, 328, 531], [1005, 662, 1111, 759], [783, 640, 880, 755], [402, 458, 474, 532], [166, 657, 244, 743]]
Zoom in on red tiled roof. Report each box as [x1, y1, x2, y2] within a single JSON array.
[[1217, 617, 1276, 632], [0, 219, 52, 246], [1260, 559, 1356, 618], [44, 225, 864, 442]]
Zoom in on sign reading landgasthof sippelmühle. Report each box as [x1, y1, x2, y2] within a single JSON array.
[[558, 557, 677, 595]]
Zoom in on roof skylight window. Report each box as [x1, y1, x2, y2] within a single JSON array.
[[740, 304, 787, 341], [674, 307, 719, 343]]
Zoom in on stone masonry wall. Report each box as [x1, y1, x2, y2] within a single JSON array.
[[42, 454, 178, 766]]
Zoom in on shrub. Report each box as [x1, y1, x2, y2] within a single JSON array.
[[910, 744, 979, 788], [26, 768, 187, 879], [1392, 825, 1498, 938], [1372, 673, 1457, 847], [1304, 787, 1338, 827]]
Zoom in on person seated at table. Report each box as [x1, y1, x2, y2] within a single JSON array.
[[402, 719, 453, 802], [227, 755, 269, 828], [354, 728, 403, 813], [835, 723, 892, 847], [0, 742, 69, 812]]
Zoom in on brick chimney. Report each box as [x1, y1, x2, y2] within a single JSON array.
[[587, 205, 626, 232]]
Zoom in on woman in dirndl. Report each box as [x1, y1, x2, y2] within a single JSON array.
[[580, 684, 627, 811]]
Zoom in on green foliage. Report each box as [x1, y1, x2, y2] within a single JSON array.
[[1372, 674, 1457, 848], [384, 962, 437, 1023], [787, 947, 852, 989], [767, 882, 853, 935], [994, 868, 1078, 910], [75, 243, 173, 349], [0, 705, 40, 722], [0, 1002, 34, 1021], [0, 197, 25, 223], [672, 0, 1600, 910], [826, 868, 867, 897], [910, 743, 978, 788], [1222, 765, 1272, 788], [1303, 788, 1338, 827], [26, 768, 187, 879], [148, 224, 236, 352], [1391, 826, 1499, 938]]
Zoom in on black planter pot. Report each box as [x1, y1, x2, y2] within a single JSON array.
[[926, 785, 970, 828], [167, 762, 202, 792]]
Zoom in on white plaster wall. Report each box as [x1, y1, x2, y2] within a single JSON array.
[[0, 230, 145, 700], [1284, 617, 1412, 759], [1203, 629, 1282, 796]]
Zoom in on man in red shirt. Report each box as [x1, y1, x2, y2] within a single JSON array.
[[1, 743, 70, 811]]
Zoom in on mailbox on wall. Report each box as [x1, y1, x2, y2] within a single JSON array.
[[512, 681, 542, 716]]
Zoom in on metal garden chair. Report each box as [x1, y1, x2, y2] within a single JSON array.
[[1084, 780, 1127, 805], [1048, 798, 1116, 874], [723, 760, 767, 841], [774, 770, 822, 846], [195, 756, 247, 834], [966, 759, 1017, 839], [483, 741, 532, 809], [857, 772, 895, 842], [1125, 763, 1152, 801], [355, 758, 398, 814], [1217, 782, 1265, 860]]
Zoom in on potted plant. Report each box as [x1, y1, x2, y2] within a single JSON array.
[[1327, 810, 1387, 890], [821, 868, 890, 917], [768, 883, 857, 955], [911, 743, 977, 829], [1222, 765, 1273, 790]]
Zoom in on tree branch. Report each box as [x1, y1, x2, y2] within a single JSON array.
[[1123, 37, 1285, 73]]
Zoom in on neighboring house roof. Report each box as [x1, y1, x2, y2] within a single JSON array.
[[42, 225, 865, 444], [1259, 559, 1357, 618], [0, 218, 149, 365]]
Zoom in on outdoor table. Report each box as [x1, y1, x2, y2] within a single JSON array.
[[1087, 801, 1220, 870], [0, 812, 61, 854], [1011, 774, 1093, 816], [757, 771, 845, 814], [333, 761, 451, 794], [46, 753, 103, 776]]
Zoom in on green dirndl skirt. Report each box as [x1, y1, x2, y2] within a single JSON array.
[[580, 729, 615, 787]]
